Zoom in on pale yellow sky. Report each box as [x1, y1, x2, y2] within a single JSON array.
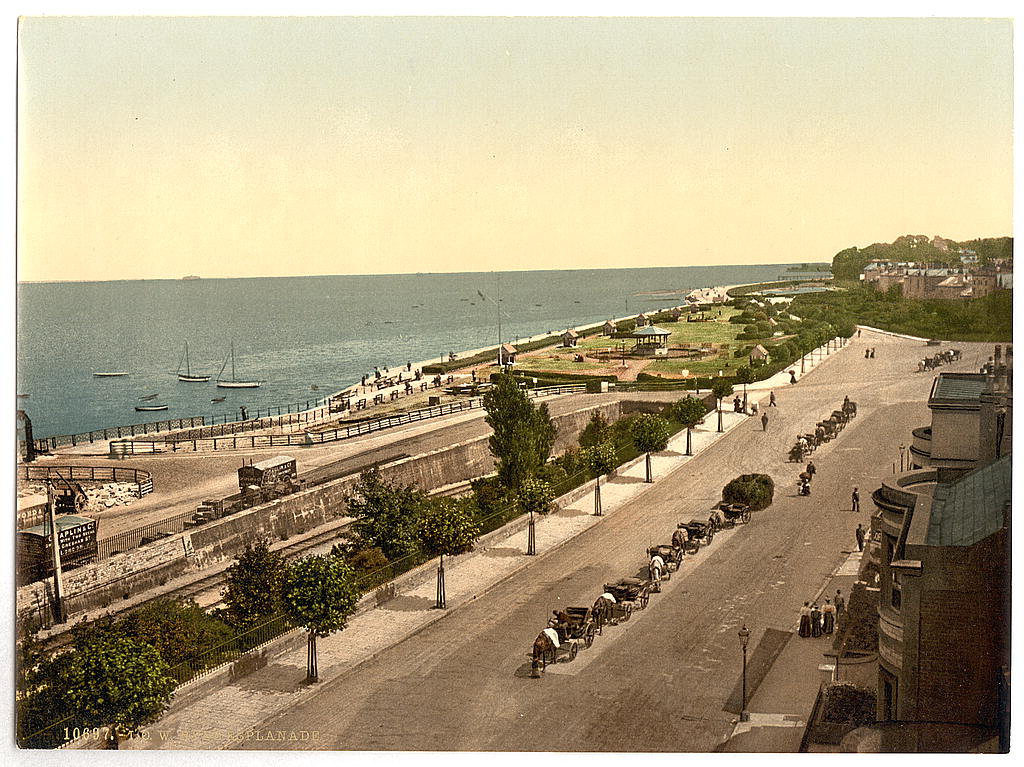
[[16, 16, 1014, 282]]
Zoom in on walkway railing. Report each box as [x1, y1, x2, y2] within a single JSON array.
[[17, 465, 155, 529], [108, 384, 586, 456]]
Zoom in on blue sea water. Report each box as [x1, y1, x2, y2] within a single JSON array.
[[17, 264, 805, 438]]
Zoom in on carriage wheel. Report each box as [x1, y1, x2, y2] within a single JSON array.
[[742, 508, 751, 524], [622, 603, 633, 621], [567, 642, 579, 661], [707, 528, 715, 543], [585, 623, 596, 648], [639, 592, 649, 609]]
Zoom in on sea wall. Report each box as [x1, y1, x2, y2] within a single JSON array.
[[17, 398, 625, 626]]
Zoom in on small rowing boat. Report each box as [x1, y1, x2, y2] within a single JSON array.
[[135, 404, 169, 412], [212, 396, 226, 403], [94, 372, 128, 377], [139, 393, 160, 401]]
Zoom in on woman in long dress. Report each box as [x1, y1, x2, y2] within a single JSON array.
[[810, 603, 822, 637], [822, 599, 836, 635], [798, 602, 812, 637]]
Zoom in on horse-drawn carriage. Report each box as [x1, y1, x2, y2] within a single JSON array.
[[603, 577, 654, 611], [561, 606, 599, 647], [717, 502, 752, 526], [531, 627, 579, 671], [594, 591, 633, 626], [679, 519, 715, 549], [648, 544, 683, 572]]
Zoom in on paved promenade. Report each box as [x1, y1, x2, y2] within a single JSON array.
[[90, 329, 992, 752]]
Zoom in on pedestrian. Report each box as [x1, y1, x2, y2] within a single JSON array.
[[865, 348, 870, 359], [733, 396, 741, 412], [789, 370, 797, 384], [407, 360, 412, 372], [750, 401, 759, 416], [799, 602, 811, 637], [857, 328, 862, 338], [761, 412, 769, 431], [834, 589, 846, 627], [239, 405, 248, 421], [870, 348, 876, 359], [822, 599, 836, 635], [806, 461, 816, 481], [810, 603, 822, 637], [852, 486, 860, 512], [855, 523, 865, 552], [769, 391, 777, 407]]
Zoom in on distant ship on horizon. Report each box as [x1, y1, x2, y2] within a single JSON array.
[[182, 275, 201, 281]]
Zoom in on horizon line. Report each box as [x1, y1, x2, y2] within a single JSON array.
[[16, 260, 837, 286]]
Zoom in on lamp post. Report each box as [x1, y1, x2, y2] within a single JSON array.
[[527, 509, 536, 556], [899, 444, 906, 472], [738, 624, 750, 722]]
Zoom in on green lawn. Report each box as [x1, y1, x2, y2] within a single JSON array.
[[514, 307, 759, 378]]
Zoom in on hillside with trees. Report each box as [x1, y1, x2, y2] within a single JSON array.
[[831, 235, 1012, 281]]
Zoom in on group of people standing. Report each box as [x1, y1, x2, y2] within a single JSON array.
[[799, 589, 846, 638]]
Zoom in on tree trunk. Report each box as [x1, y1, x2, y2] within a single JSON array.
[[645, 452, 653, 483], [436, 553, 446, 609], [307, 631, 318, 682]]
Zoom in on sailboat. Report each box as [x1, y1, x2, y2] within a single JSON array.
[[216, 343, 261, 389], [177, 342, 211, 382]]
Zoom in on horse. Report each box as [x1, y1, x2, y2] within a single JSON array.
[[593, 593, 616, 630], [531, 628, 559, 674], [649, 555, 665, 591]]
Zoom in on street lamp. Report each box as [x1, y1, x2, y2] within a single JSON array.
[[738, 624, 751, 722], [899, 444, 906, 472], [527, 510, 536, 556]]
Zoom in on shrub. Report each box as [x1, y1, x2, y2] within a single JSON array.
[[822, 682, 876, 725], [348, 546, 389, 574], [722, 473, 775, 510], [840, 581, 880, 653]]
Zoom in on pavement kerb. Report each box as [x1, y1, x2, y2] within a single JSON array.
[[855, 325, 930, 342]]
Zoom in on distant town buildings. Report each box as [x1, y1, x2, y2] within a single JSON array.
[[859, 240, 1011, 301]]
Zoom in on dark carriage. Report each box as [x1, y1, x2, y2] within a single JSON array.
[[718, 502, 752, 525], [679, 518, 715, 549], [603, 577, 653, 610], [647, 544, 683, 572], [842, 399, 858, 419], [560, 606, 599, 648]]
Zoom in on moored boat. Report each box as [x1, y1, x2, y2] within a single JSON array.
[[135, 404, 169, 412], [217, 342, 261, 389], [177, 342, 211, 382], [94, 372, 128, 377]]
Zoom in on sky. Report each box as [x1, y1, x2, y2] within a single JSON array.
[[15, 14, 1015, 282]]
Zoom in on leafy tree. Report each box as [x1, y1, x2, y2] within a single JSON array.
[[282, 555, 361, 683], [518, 476, 554, 517], [578, 410, 610, 449], [672, 396, 707, 456], [120, 598, 234, 668], [711, 379, 733, 432], [346, 467, 426, 561], [735, 366, 755, 411], [221, 540, 288, 629], [630, 414, 670, 483], [418, 498, 480, 608], [483, 373, 557, 489], [17, 625, 77, 748], [64, 630, 176, 748], [582, 438, 618, 516]]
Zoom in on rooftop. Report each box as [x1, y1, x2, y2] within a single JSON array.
[[929, 373, 988, 407], [632, 325, 671, 337], [925, 455, 1011, 546]]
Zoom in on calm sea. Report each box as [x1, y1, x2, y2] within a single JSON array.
[[17, 264, 813, 438]]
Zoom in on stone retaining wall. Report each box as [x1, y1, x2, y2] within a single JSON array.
[[17, 399, 625, 625]]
